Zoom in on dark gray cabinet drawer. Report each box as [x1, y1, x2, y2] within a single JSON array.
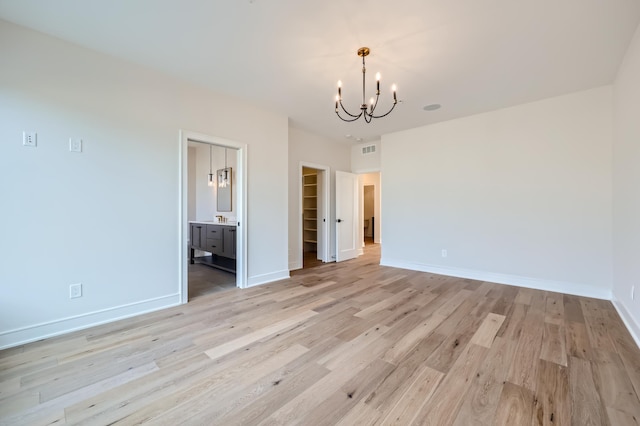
[[206, 239, 223, 255], [206, 224, 223, 240]]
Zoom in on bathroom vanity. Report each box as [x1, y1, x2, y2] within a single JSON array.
[[189, 221, 236, 273]]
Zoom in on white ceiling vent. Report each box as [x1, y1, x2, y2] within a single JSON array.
[[361, 144, 376, 155]]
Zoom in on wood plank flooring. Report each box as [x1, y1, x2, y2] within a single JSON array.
[[2, 245, 640, 425], [188, 262, 236, 299]]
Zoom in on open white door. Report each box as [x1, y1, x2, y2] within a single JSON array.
[[336, 170, 359, 262]]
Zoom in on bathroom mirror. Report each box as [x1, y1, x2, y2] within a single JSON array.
[[217, 167, 232, 212]]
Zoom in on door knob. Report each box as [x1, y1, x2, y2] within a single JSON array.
[[337, 219, 342, 223]]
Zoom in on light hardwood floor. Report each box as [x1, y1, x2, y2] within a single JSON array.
[[1, 245, 639, 425]]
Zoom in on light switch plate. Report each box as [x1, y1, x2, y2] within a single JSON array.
[[69, 138, 82, 153], [69, 283, 82, 298], [23, 131, 37, 147]]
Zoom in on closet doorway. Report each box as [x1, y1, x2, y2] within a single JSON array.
[[299, 163, 330, 269]]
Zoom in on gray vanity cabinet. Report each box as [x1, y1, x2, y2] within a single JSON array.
[[189, 223, 236, 270]]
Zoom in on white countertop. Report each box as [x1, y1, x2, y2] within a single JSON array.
[[189, 220, 237, 226]]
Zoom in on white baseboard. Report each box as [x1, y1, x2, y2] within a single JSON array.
[[612, 298, 640, 349], [380, 258, 612, 300], [247, 270, 290, 288], [0, 293, 181, 350]]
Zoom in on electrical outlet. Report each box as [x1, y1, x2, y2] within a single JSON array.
[[69, 283, 82, 299], [441, 249, 447, 258], [23, 131, 37, 147], [69, 138, 82, 152]]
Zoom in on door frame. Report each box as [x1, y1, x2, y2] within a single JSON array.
[[299, 162, 330, 267], [359, 171, 382, 249], [179, 130, 248, 303]]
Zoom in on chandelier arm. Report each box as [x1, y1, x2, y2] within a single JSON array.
[[369, 101, 398, 119], [368, 92, 381, 114], [336, 110, 363, 122], [339, 99, 362, 118]]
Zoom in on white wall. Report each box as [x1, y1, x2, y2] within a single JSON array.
[[613, 23, 640, 344], [0, 20, 289, 348], [381, 86, 613, 299], [351, 140, 381, 173], [288, 126, 351, 269]]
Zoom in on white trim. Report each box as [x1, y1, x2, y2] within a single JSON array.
[[299, 162, 331, 265], [179, 130, 248, 298], [380, 257, 612, 300], [0, 294, 180, 350], [247, 270, 290, 288], [612, 299, 640, 349], [237, 143, 249, 289]]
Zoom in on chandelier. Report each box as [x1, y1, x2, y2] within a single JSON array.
[[335, 47, 398, 123]]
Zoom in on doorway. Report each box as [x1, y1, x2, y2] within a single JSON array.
[[186, 141, 236, 298], [180, 130, 247, 304], [299, 163, 330, 269], [364, 185, 375, 245], [359, 172, 381, 249]]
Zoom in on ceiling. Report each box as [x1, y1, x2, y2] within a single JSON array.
[[1, 0, 639, 144]]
